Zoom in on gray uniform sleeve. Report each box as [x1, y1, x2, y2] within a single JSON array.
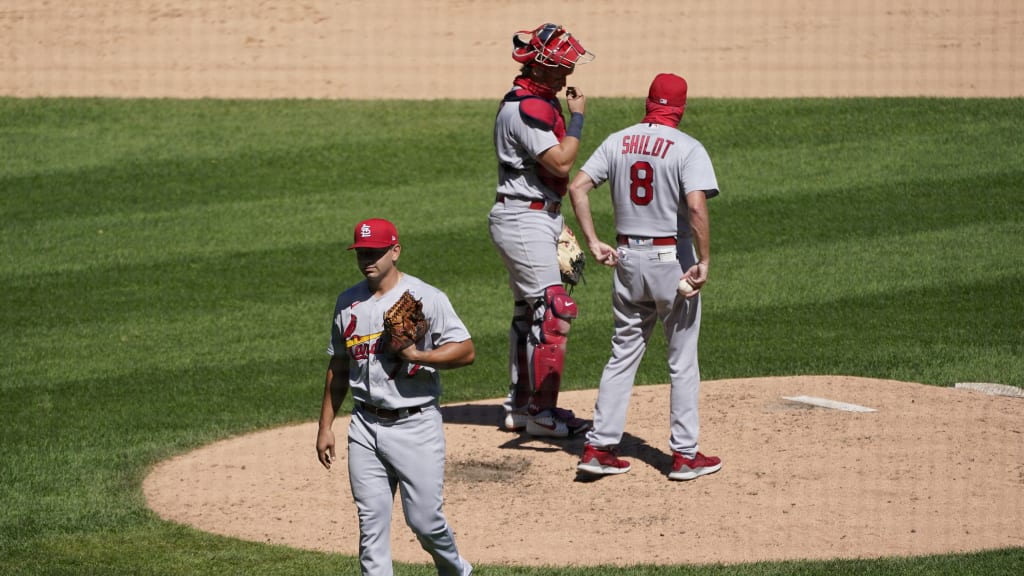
[[682, 143, 719, 198], [425, 291, 471, 346], [495, 103, 560, 168], [326, 292, 352, 357]]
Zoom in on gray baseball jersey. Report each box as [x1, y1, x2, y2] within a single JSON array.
[[494, 86, 564, 204], [579, 122, 718, 238], [578, 121, 719, 457], [328, 273, 470, 410]]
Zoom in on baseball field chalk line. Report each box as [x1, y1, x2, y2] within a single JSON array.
[[782, 395, 877, 412], [954, 382, 1024, 398]]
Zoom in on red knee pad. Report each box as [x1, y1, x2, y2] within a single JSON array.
[[540, 285, 577, 345]]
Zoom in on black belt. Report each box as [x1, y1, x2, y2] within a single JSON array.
[[357, 402, 423, 420]]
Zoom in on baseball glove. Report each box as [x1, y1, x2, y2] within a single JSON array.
[[382, 290, 428, 353], [557, 224, 586, 287]]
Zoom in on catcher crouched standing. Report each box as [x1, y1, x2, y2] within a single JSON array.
[[316, 218, 475, 576], [489, 22, 594, 437]]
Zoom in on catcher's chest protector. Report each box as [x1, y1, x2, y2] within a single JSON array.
[[502, 89, 569, 195], [503, 89, 566, 139]]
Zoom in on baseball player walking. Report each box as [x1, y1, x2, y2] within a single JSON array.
[[489, 23, 594, 437], [568, 74, 722, 480], [316, 218, 475, 575]]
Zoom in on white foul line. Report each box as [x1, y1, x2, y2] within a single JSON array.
[[782, 395, 877, 412]]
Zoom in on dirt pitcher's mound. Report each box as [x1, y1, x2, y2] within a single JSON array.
[[143, 376, 1024, 567]]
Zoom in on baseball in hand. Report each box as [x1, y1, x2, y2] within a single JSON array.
[[677, 278, 696, 296]]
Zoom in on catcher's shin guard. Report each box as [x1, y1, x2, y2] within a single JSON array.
[[504, 301, 532, 414], [529, 286, 577, 412]]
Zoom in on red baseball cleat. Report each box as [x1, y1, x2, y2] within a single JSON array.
[[669, 451, 722, 481], [577, 444, 632, 475]]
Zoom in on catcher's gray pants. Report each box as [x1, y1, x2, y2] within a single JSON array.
[[585, 243, 704, 457], [347, 407, 472, 576], [489, 200, 566, 413], [488, 199, 563, 301]]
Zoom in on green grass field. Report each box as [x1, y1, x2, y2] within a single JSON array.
[[2, 96, 1022, 575]]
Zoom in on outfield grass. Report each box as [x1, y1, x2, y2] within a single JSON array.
[[1, 97, 1022, 575]]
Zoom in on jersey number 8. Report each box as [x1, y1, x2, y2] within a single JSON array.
[[629, 160, 654, 206]]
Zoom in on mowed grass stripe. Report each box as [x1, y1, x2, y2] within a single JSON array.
[[711, 220, 1023, 306], [1, 97, 1022, 575]]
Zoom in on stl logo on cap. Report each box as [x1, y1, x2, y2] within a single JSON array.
[[348, 218, 399, 250]]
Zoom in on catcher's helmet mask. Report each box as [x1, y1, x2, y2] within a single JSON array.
[[513, 23, 594, 69]]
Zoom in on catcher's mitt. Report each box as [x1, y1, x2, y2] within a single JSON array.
[[557, 224, 586, 288], [382, 290, 428, 353]]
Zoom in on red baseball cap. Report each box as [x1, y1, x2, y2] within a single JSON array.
[[348, 218, 399, 250], [647, 73, 688, 108]]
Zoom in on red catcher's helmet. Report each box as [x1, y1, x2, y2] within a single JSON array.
[[512, 23, 594, 69]]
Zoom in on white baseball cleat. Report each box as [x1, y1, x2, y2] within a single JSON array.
[[503, 409, 528, 432], [525, 408, 591, 438]]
